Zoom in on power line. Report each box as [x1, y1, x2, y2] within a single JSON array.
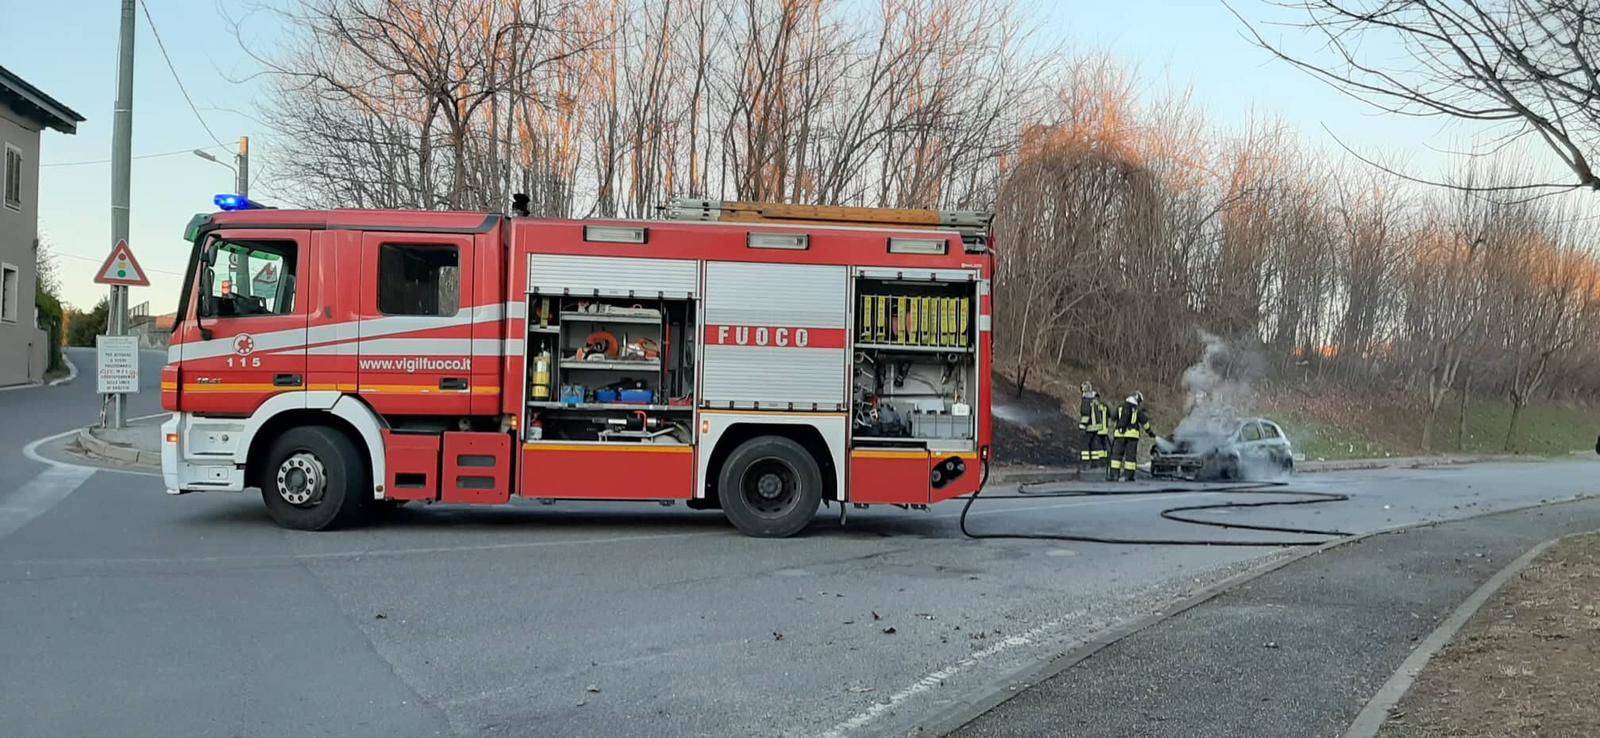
[[43, 144, 228, 168], [138, 0, 226, 148], [50, 251, 184, 277]]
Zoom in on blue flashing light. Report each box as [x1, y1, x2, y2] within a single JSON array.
[[214, 193, 263, 211]]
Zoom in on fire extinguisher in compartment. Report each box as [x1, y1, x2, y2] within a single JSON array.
[[531, 350, 552, 400]]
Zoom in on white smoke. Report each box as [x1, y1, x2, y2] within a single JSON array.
[[1168, 330, 1261, 456]]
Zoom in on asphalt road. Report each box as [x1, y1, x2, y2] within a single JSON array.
[[2, 352, 1598, 737], [952, 495, 1600, 738]]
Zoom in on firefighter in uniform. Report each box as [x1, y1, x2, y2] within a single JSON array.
[[1109, 391, 1153, 482], [1076, 383, 1109, 470], [1094, 401, 1111, 468]]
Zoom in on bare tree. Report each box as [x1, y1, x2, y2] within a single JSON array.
[[1238, 0, 1600, 192], [1403, 188, 1487, 451], [243, 0, 1600, 445]]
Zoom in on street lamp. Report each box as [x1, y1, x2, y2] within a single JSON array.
[[193, 136, 249, 196]]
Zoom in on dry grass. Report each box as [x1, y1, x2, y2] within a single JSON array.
[[1377, 533, 1600, 738]]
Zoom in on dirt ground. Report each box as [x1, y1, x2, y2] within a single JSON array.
[[990, 373, 1078, 467], [1377, 533, 1600, 738]]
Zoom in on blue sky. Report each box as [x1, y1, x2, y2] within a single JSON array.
[[3, 1, 1523, 313]]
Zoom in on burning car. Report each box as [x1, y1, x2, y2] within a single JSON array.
[[1150, 418, 1295, 481]]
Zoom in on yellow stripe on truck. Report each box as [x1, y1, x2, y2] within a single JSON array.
[[852, 450, 979, 460]]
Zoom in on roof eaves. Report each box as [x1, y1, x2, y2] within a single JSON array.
[[0, 64, 86, 134]]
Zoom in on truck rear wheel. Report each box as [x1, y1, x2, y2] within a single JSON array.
[[259, 426, 367, 531], [718, 436, 822, 538]]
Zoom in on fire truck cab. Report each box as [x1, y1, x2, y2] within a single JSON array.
[[161, 199, 992, 537]]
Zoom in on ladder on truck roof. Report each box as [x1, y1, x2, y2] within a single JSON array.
[[661, 198, 992, 250]]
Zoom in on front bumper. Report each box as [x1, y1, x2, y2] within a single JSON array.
[[1149, 454, 1204, 480], [162, 413, 247, 494]]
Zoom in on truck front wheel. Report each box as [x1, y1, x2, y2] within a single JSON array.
[[259, 426, 367, 531], [718, 436, 822, 538]]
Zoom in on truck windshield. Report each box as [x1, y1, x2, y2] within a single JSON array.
[[203, 240, 296, 317]]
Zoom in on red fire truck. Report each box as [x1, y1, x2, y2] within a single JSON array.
[[160, 198, 993, 537]]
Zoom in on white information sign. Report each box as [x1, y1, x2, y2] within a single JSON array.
[[97, 335, 140, 395]]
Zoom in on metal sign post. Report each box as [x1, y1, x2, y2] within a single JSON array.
[[106, 0, 136, 429], [94, 240, 149, 429]]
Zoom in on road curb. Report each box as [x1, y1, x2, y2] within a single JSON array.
[[75, 427, 161, 468], [885, 493, 1600, 738], [994, 454, 1560, 485], [49, 353, 78, 386], [1339, 531, 1587, 738], [1298, 454, 1532, 473], [989, 469, 1081, 486]]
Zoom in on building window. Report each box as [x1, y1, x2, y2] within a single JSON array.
[[3, 145, 20, 211], [1, 263, 17, 323], [378, 244, 459, 316]]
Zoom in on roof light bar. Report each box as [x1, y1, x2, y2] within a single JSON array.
[[583, 225, 648, 244], [888, 237, 947, 255], [747, 232, 809, 250], [213, 193, 265, 211]]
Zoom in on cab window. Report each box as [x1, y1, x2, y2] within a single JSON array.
[[201, 239, 297, 318], [1241, 423, 1263, 442], [378, 244, 459, 316]]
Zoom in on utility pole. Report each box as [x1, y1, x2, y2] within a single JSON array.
[[107, 0, 135, 430], [236, 136, 249, 197]]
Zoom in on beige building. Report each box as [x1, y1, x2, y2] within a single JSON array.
[[0, 65, 82, 386]]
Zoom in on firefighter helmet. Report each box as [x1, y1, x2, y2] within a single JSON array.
[[1128, 391, 1144, 405], [1081, 381, 1096, 396]]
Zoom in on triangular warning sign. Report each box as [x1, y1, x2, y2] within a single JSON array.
[[94, 240, 150, 286]]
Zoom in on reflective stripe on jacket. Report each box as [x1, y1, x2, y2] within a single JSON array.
[[1090, 400, 1108, 433], [1113, 402, 1151, 439]]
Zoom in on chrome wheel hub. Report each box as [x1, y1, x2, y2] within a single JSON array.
[[276, 452, 326, 506]]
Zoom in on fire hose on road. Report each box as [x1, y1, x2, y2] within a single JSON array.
[[958, 463, 1353, 547]]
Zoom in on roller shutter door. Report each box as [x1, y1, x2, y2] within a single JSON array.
[[528, 254, 698, 298], [702, 262, 848, 410]]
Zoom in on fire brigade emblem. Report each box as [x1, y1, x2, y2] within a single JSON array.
[[233, 334, 256, 356]]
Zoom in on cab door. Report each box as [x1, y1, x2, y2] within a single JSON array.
[[355, 232, 475, 417], [177, 229, 310, 415]]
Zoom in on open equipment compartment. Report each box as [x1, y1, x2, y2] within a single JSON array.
[[522, 255, 698, 446], [851, 268, 979, 451]]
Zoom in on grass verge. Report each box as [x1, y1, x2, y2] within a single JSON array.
[[1376, 532, 1600, 738], [1263, 387, 1600, 461]]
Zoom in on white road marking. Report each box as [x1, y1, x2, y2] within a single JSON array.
[[819, 609, 1090, 738], [22, 414, 167, 478], [1, 422, 178, 541], [0, 465, 94, 541], [49, 353, 78, 386]]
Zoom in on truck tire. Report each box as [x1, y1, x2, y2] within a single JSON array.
[[718, 436, 822, 538], [259, 426, 367, 531]]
